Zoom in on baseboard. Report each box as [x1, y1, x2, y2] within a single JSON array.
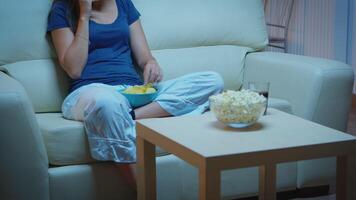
[[234, 185, 329, 200], [295, 185, 330, 198]]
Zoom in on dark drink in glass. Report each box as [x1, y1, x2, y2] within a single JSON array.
[[248, 82, 270, 115], [259, 91, 269, 99]]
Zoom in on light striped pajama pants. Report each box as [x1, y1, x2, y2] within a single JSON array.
[[62, 71, 224, 163]]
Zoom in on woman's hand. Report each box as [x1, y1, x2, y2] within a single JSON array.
[[79, 0, 93, 18], [129, 21, 163, 84], [143, 59, 163, 84]]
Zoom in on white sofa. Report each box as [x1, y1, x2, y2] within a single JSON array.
[[0, 0, 354, 199]]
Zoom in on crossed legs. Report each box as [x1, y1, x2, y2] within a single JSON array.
[[61, 71, 224, 189]]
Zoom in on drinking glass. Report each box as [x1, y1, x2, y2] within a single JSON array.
[[248, 81, 270, 115]]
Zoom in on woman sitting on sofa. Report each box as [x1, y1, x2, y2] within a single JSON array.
[[47, 0, 223, 188]]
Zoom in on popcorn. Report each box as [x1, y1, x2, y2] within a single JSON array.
[[209, 90, 266, 124]]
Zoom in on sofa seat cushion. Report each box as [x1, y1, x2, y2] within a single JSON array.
[[36, 113, 168, 166]]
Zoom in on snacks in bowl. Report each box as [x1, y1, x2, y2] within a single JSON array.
[[122, 83, 157, 94], [209, 90, 266, 127], [119, 83, 158, 108]]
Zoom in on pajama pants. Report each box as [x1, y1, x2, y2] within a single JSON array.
[[62, 71, 224, 163]]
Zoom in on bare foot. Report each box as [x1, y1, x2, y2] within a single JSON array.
[[134, 102, 171, 119]]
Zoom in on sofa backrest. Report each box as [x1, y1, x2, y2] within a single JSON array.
[[0, 0, 67, 113], [0, 0, 54, 65], [0, 0, 267, 113], [133, 0, 268, 50]]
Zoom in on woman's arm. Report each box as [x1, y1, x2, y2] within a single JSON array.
[[129, 20, 163, 84], [51, 0, 92, 79]]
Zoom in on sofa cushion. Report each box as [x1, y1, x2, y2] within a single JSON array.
[[36, 98, 291, 166], [134, 0, 268, 50], [152, 45, 252, 89], [3, 60, 69, 113], [5, 45, 251, 113], [268, 98, 293, 114], [36, 113, 169, 166]]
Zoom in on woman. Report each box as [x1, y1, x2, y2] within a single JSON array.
[[47, 0, 223, 187]]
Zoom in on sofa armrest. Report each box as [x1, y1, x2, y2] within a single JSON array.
[[0, 72, 49, 200], [244, 52, 354, 131]]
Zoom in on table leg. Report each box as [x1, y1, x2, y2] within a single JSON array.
[[199, 164, 221, 200], [337, 155, 348, 200], [259, 163, 276, 200], [137, 136, 156, 200], [348, 155, 356, 200]]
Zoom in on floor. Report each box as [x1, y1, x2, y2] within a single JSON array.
[[293, 95, 356, 200]]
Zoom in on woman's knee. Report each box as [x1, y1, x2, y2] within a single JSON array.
[[82, 91, 130, 120]]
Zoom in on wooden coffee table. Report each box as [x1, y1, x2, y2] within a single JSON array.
[[136, 109, 356, 200]]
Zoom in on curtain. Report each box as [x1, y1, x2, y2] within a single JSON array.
[[266, 0, 356, 93], [350, 0, 356, 93]]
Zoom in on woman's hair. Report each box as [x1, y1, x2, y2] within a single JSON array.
[[54, 0, 80, 32]]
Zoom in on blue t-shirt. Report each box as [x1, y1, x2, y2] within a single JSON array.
[[47, 0, 143, 92]]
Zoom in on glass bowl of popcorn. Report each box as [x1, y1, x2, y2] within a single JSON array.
[[209, 90, 267, 128]]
